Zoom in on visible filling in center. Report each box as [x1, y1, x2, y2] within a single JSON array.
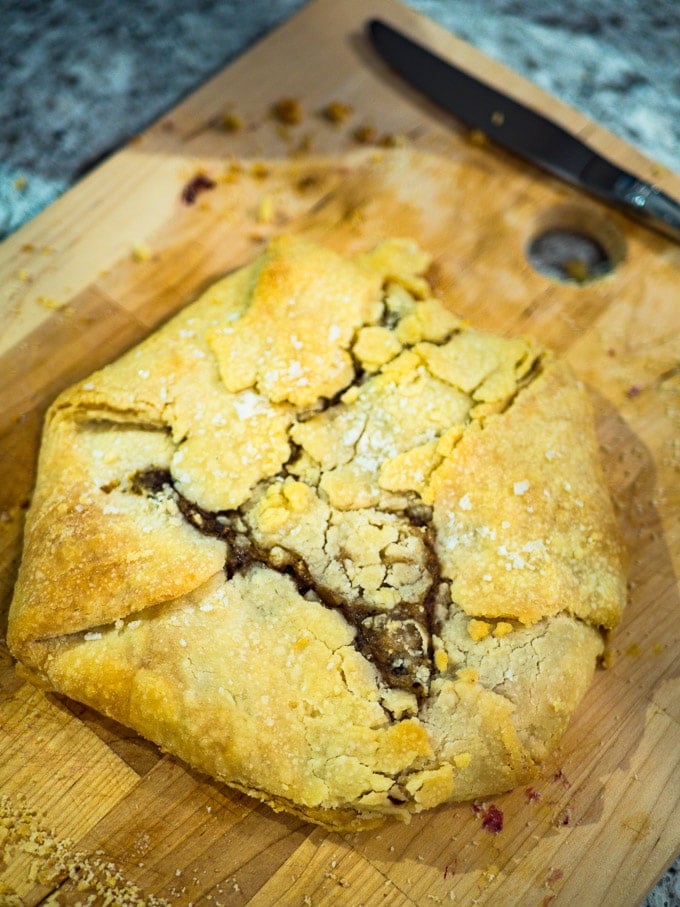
[[132, 466, 443, 698]]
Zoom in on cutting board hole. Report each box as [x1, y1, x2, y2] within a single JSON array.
[[526, 206, 625, 284]]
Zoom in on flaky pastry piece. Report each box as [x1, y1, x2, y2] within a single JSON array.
[[7, 235, 626, 831]]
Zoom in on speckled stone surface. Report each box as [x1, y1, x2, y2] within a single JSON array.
[[1, 0, 679, 239], [0, 0, 678, 900]]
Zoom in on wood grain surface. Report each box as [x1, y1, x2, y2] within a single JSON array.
[[1, 0, 679, 904]]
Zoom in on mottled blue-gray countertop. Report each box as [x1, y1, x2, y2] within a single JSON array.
[[1, 0, 679, 240], [0, 0, 678, 901]]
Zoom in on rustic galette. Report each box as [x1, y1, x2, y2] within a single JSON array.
[[8, 235, 626, 830]]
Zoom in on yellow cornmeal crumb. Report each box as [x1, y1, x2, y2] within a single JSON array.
[[468, 619, 491, 641], [321, 100, 353, 124], [494, 621, 514, 638], [257, 195, 275, 224], [480, 865, 500, 886], [17, 268, 30, 282], [222, 112, 243, 132], [434, 649, 449, 672], [469, 129, 488, 146], [453, 752, 472, 769], [292, 637, 311, 652], [35, 295, 64, 310], [220, 161, 243, 183], [131, 242, 152, 262], [457, 667, 479, 684]]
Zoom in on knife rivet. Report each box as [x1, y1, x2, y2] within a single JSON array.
[[491, 111, 505, 127]]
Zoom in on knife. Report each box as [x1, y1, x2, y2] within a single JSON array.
[[368, 19, 680, 244]]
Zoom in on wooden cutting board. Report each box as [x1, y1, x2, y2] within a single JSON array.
[[1, 0, 679, 904]]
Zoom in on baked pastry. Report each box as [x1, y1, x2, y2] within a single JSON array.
[[7, 235, 626, 831]]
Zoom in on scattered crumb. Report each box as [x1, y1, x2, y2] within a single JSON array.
[[468, 129, 488, 146], [35, 295, 65, 310], [353, 124, 377, 144], [131, 242, 153, 262], [479, 863, 499, 885], [379, 133, 406, 148], [563, 259, 589, 283], [271, 97, 303, 125], [250, 162, 271, 181], [290, 133, 314, 156], [220, 161, 243, 183], [13, 176, 28, 191], [322, 101, 353, 124], [0, 795, 169, 905], [221, 112, 243, 132]]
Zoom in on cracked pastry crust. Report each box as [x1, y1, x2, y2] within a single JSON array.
[[7, 235, 626, 831]]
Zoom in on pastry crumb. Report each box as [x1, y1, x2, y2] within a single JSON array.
[[271, 97, 303, 125], [322, 100, 353, 124], [131, 242, 153, 261]]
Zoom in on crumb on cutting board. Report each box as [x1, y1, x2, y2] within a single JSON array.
[[0, 795, 169, 906]]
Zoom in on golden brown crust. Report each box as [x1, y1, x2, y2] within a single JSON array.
[[7, 235, 626, 831]]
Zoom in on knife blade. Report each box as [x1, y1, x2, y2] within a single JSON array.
[[368, 18, 680, 244]]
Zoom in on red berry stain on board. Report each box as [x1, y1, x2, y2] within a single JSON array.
[[625, 385, 641, 398], [556, 807, 573, 827], [525, 786, 542, 803], [553, 769, 571, 787], [181, 173, 217, 204], [471, 802, 504, 832], [443, 859, 458, 880]]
